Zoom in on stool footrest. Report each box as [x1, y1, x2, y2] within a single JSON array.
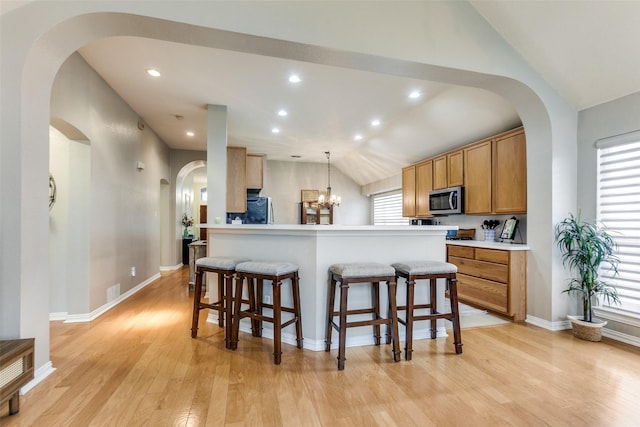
[[396, 304, 432, 311], [329, 308, 377, 317]]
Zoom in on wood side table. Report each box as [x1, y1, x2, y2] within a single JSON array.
[[0, 338, 35, 415]]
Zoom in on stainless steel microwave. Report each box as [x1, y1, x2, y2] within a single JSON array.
[[429, 186, 464, 215]]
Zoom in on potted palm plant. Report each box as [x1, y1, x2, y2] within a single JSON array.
[[555, 211, 620, 341]]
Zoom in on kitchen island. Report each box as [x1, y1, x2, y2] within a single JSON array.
[[203, 224, 456, 351]]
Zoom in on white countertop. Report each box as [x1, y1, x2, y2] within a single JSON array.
[[201, 224, 457, 237], [200, 224, 456, 231], [446, 239, 529, 251]]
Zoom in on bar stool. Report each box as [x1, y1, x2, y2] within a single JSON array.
[[191, 256, 248, 349], [231, 261, 303, 365], [392, 261, 463, 360], [325, 262, 401, 370]]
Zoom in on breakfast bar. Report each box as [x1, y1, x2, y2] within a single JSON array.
[[204, 224, 456, 351]]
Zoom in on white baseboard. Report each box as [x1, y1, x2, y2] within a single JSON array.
[[526, 315, 571, 331], [160, 263, 183, 272], [54, 273, 161, 323], [602, 328, 640, 348], [49, 312, 68, 321], [21, 360, 56, 395]]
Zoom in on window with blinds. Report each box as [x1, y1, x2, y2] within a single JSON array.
[[373, 191, 407, 225], [597, 137, 640, 316]]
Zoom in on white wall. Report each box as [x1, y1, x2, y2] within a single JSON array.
[[264, 160, 370, 225], [49, 126, 91, 316], [49, 128, 72, 314], [51, 53, 171, 315]]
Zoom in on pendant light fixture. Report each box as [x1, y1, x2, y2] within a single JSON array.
[[318, 151, 341, 207]]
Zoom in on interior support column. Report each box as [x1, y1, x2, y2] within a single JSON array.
[[207, 104, 228, 223]]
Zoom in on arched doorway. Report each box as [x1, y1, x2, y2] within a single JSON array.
[[48, 121, 91, 320], [175, 161, 207, 264], [5, 6, 568, 375]]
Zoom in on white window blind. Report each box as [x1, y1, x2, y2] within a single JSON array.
[[373, 191, 407, 225], [597, 138, 640, 316]]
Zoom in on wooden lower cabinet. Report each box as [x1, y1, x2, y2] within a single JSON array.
[[447, 244, 527, 321]]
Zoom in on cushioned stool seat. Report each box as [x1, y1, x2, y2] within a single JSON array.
[[191, 256, 248, 349], [232, 261, 303, 365], [325, 262, 401, 370], [392, 260, 462, 360]]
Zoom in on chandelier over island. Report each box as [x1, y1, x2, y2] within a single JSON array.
[[318, 151, 340, 207]]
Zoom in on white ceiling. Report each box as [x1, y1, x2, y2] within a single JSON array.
[[78, 36, 521, 185], [8, 1, 639, 186], [471, 1, 640, 110]]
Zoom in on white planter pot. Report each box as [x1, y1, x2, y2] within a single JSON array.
[[567, 315, 607, 342]]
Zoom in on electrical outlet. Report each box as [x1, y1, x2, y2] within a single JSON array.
[[130, 266, 136, 277], [264, 295, 271, 304]]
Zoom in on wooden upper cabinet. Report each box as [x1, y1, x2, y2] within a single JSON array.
[[432, 156, 447, 190], [402, 165, 416, 217], [415, 160, 433, 217], [447, 150, 464, 187], [493, 128, 527, 213], [226, 146, 247, 213], [403, 126, 526, 217], [464, 140, 492, 214], [433, 151, 463, 190], [246, 154, 264, 189]]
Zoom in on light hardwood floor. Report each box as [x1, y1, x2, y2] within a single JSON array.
[[3, 267, 640, 426]]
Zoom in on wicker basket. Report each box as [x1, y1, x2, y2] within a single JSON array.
[[567, 315, 607, 342]]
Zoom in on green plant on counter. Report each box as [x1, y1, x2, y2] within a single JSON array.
[[554, 211, 620, 322]]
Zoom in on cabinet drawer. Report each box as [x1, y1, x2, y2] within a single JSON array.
[[448, 245, 474, 259], [457, 274, 508, 314], [475, 248, 509, 264], [449, 256, 509, 283]]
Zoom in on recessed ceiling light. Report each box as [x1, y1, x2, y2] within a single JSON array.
[[147, 68, 161, 77], [409, 90, 421, 99], [354, 134, 363, 141], [371, 119, 381, 127], [278, 109, 288, 117], [272, 127, 280, 134], [288, 74, 301, 83], [186, 131, 195, 137]]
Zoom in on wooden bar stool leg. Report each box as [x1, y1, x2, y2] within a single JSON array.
[[191, 268, 204, 338], [387, 278, 401, 362], [337, 280, 349, 371], [224, 273, 234, 349], [231, 275, 244, 350], [246, 278, 258, 337], [449, 276, 463, 354], [254, 278, 263, 337], [405, 277, 415, 360], [429, 278, 437, 339], [292, 273, 303, 348], [372, 281, 382, 345], [273, 279, 283, 365], [325, 277, 337, 352]]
